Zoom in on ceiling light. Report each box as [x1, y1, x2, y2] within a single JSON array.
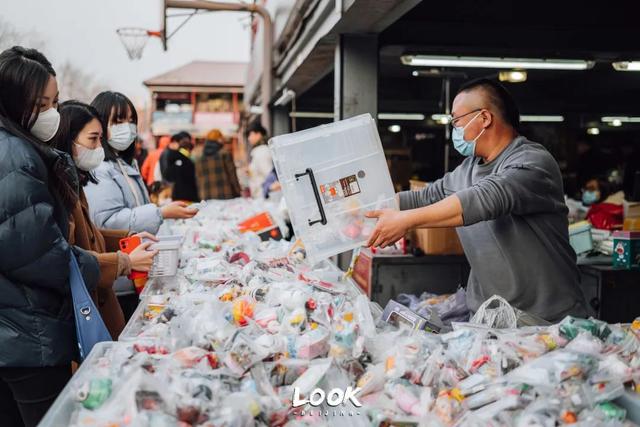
[[499, 70, 527, 83], [587, 127, 600, 135], [520, 115, 565, 122], [388, 125, 401, 133], [611, 119, 623, 127], [431, 114, 451, 125], [601, 116, 640, 123], [288, 111, 333, 118], [412, 69, 469, 79], [415, 132, 435, 141], [612, 62, 640, 71], [401, 55, 594, 70], [378, 113, 425, 121], [430, 113, 564, 123]]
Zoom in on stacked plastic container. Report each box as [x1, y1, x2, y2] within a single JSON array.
[[269, 114, 397, 264]]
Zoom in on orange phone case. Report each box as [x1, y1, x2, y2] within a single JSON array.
[[119, 236, 148, 282]]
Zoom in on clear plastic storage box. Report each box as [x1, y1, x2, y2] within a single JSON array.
[[269, 114, 397, 264], [148, 235, 183, 277]]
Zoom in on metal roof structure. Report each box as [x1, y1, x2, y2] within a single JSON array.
[[144, 61, 247, 91]]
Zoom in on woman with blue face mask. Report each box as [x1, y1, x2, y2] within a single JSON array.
[[84, 91, 195, 317], [581, 178, 605, 206]]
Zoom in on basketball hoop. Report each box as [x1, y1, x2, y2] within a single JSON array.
[[116, 27, 162, 60]]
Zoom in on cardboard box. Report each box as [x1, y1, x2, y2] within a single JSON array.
[[409, 179, 427, 192], [406, 180, 464, 255], [624, 217, 640, 231], [410, 227, 464, 255], [624, 200, 640, 219]]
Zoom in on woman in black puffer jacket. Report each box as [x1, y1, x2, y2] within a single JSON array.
[[0, 46, 100, 427]]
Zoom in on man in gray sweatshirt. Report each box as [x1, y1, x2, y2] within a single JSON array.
[[366, 78, 587, 322]]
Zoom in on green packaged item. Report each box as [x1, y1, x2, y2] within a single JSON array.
[[559, 316, 611, 341], [198, 239, 222, 251], [612, 231, 640, 270], [596, 401, 626, 421], [77, 378, 112, 410]]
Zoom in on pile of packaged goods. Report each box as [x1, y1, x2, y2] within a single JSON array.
[[41, 199, 640, 427]]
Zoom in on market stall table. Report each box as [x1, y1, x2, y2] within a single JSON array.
[[38, 198, 640, 427]]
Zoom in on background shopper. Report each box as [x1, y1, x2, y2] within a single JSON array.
[[195, 128, 241, 200], [247, 123, 272, 199], [161, 131, 199, 202], [141, 134, 170, 186]]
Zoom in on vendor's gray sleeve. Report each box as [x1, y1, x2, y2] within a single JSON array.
[[398, 167, 463, 210], [456, 160, 562, 226]]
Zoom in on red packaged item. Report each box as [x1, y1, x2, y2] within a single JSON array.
[[371, 237, 407, 255], [586, 203, 624, 230]]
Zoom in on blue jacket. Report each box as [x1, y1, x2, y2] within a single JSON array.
[[85, 159, 163, 234], [262, 168, 278, 198], [0, 127, 99, 366]]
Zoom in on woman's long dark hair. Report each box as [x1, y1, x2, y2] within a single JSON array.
[[53, 100, 104, 186], [0, 46, 77, 210], [91, 91, 138, 165]]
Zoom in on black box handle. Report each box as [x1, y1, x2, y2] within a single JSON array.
[[295, 167, 327, 226]]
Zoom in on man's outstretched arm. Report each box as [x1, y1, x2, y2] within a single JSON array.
[[366, 195, 464, 248]]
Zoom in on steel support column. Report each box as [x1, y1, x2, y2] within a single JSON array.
[[272, 106, 291, 137], [334, 33, 378, 121]]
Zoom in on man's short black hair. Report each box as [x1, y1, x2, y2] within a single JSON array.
[[171, 131, 191, 142], [247, 122, 267, 136], [456, 78, 520, 130]]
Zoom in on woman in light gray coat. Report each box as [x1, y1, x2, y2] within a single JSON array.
[[85, 92, 196, 234], [85, 92, 196, 317]]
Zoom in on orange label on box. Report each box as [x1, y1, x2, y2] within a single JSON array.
[[238, 212, 275, 233]]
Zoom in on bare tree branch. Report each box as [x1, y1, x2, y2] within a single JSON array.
[[57, 60, 109, 102], [0, 17, 107, 102], [0, 18, 46, 51]]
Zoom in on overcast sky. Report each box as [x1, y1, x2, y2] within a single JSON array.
[[1, 0, 251, 105]]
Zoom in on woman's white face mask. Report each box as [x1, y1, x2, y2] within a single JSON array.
[[31, 107, 60, 142], [108, 123, 137, 151], [73, 144, 105, 171]]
